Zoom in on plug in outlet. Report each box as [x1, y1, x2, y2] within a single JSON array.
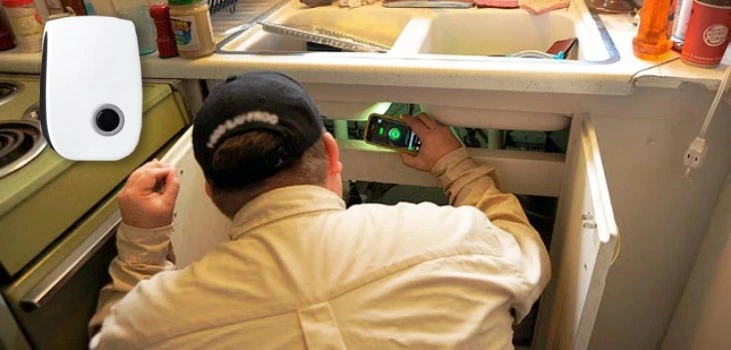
[[683, 136, 707, 169]]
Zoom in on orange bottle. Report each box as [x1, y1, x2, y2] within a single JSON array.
[[633, 0, 674, 59]]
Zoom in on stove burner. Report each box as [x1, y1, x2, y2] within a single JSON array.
[[0, 82, 20, 106], [0, 120, 47, 179]]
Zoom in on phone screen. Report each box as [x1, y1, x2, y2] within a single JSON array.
[[365, 114, 421, 153]]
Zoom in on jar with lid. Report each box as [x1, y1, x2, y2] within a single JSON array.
[[169, 0, 215, 59], [1, 0, 43, 52]]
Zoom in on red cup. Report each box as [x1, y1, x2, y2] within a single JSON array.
[[681, 0, 731, 67]]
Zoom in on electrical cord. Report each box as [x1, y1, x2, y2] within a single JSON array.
[[682, 64, 731, 178]]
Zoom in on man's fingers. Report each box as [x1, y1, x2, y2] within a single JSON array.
[[402, 115, 429, 137], [125, 161, 169, 188], [132, 168, 175, 193], [162, 171, 181, 203], [415, 113, 440, 129], [399, 152, 420, 168]]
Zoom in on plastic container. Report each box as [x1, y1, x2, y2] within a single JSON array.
[[671, 0, 695, 42], [150, 3, 178, 58], [89, 0, 116, 16], [681, 0, 731, 67], [169, 0, 215, 58], [2, 0, 43, 52], [632, 0, 674, 59], [113, 0, 157, 55]]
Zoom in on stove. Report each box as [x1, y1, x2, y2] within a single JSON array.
[[0, 75, 191, 276], [0, 82, 20, 105], [0, 75, 192, 349], [0, 120, 47, 179], [22, 103, 38, 120]]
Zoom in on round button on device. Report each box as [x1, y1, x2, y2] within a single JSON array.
[[388, 127, 402, 141], [96, 109, 120, 132], [91, 104, 124, 136]]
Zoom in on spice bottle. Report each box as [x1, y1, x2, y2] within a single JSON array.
[[0, 11, 16, 51], [169, 0, 215, 59], [632, 0, 674, 59], [1, 0, 43, 52], [150, 2, 178, 58]]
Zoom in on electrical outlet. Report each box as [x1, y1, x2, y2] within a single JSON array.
[[683, 137, 707, 169]]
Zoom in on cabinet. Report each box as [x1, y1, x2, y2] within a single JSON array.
[[162, 113, 620, 349]]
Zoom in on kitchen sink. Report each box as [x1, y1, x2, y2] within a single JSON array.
[[217, 0, 618, 63], [222, 5, 415, 53]]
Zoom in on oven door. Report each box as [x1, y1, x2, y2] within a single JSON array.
[[1, 193, 120, 350]]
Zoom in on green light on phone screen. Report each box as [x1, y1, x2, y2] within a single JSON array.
[[388, 128, 402, 141]]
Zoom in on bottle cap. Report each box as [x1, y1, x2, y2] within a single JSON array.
[[1, 0, 34, 7]]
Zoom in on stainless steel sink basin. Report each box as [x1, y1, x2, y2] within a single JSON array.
[[217, 0, 618, 63], [222, 5, 414, 52]]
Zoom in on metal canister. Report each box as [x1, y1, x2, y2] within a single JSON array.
[[671, 0, 695, 42], [681, 0, 731, 67]]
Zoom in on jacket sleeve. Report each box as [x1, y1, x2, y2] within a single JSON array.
[[431, 147, 551, 319], [88, 222, 175, 347]]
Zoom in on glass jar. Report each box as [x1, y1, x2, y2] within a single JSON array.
[[1, 0, 43, 52], [169, 0, 215, 59]]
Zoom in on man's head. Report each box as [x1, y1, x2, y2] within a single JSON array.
[[192, 71, 342, 218]]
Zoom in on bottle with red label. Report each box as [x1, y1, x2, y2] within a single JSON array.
[[1, 0, 43, 52]]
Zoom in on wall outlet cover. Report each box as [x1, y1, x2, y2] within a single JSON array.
[[40, 16, 142, 161]]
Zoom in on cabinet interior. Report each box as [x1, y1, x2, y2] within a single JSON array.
[[328, 104, 569, 347]]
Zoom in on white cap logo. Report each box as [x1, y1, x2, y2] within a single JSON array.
[[207, 111, 279, 149], [704, 24, 728, 47]]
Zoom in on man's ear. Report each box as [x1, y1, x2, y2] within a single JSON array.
[[322, 132, 343, 174], [205, 182, 213, 199]]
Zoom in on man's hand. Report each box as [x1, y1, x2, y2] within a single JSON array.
[[119, 160, 181, 229], [400, 113, 462, 172]]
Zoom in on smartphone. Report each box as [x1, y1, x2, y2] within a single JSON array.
[[364, 113, 421, 154]]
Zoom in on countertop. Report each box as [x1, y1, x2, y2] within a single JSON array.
[[1, 0, 729, 96]]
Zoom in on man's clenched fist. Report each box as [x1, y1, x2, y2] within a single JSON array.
[[119, 160, 181, 229]]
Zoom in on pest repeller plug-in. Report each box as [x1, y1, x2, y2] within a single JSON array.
[[40, 16, 142, 161]]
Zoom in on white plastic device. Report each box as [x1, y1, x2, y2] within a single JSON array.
[[40, 16, 142, 161]]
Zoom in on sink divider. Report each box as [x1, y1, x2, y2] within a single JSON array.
[[387, 18, 433, 56]]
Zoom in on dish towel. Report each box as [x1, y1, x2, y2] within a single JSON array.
[[519, 0, 569, 14], [476, 0, 518, 8]]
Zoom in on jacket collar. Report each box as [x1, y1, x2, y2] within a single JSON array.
[[229, 185, 346, 240]]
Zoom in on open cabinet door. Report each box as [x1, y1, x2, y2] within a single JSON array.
[[161, 128, 231, 267], [533, 114, 619, 350]]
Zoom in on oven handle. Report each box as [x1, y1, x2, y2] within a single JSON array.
[[20, 211, 121, 311]]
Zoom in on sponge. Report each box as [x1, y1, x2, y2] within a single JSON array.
[[519, 0, 569, 14]]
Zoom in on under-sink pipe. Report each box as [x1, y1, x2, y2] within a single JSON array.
[[487, 129, 504, 149], [333, 120, 349, 140]]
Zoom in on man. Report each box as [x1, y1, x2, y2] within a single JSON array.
[[89, 71, 550, 349]]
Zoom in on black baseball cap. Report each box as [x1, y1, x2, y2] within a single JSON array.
[[192, 71, 324, 189]]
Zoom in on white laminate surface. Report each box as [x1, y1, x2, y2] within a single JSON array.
[[0, 0, 728, 96]]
